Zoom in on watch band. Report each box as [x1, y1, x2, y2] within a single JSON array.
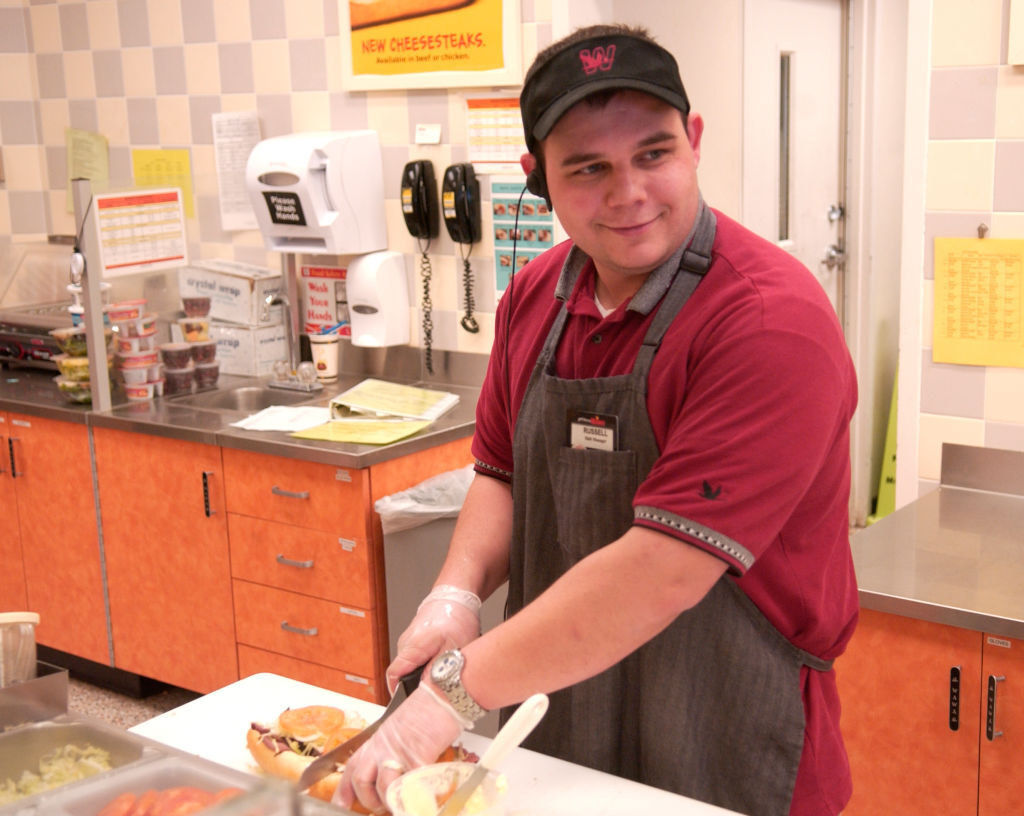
[[431, 649, 487, 726]]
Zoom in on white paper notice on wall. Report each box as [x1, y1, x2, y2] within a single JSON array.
[[1011, 0, 1024, 64], [213, 111, 261, 231]]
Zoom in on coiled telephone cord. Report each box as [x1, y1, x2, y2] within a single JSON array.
[[419, 245, 434, 375]]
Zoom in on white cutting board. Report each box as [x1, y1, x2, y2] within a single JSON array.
[[129, 673, 739, 816]]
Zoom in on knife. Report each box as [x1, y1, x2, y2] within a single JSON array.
[[296, 666, 423, 792], [437, 693, 549, 816]]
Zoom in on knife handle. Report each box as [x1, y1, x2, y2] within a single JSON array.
[[397, 666, 423, 697]]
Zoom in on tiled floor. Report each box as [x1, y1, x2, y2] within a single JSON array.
[[67, 677, 200, 729]]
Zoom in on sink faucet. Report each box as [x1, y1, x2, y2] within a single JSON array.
[[263, 291, 297, 374]]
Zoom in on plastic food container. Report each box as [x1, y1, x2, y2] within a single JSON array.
[[164, 367, 194, 396], [160, 343, 193, 369], [194, 361, 219, 389], [54, 376, 92, 403], [178, 317, 210, 342], [189, 339, 217, 364], [119, 362, 163, 385], [50, 326, 114, 356], [182, 295, 212, 317], [116, 349, 160, 368], [386, 763, 508, 816], [54, 354, 93, 382], [0, 612, 39, 687], [113, 313, 157, 339], [107, 299, 147, 322], [116, 329, 157, 354], [124, 380, 164, 401]]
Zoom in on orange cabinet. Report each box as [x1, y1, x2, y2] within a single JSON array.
[[838, 608, 1024, 815], [7, 413, 109, 663], [224, 436, 473, 703], [93, 428, 237, 694], [0, 412, 27, 611]]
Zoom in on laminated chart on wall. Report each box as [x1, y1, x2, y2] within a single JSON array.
[[92, 189, 188, 278], [933, 237, 1024, 367], [490, 178, 557, 298], [131, 148, 195, 217]]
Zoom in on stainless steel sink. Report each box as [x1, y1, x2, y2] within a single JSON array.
[[170, 385, 317, 412]]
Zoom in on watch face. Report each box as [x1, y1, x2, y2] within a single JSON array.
[[432, 651, 460, 684]]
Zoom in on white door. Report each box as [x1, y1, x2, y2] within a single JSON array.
[[742, 0, 847, 323]]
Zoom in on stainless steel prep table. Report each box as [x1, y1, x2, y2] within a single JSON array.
[[851, 443, 1024, 640]]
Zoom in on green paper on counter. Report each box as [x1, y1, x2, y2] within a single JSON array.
[[290, 418, 431, 445]]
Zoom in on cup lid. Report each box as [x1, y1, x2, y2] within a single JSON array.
[[0, 612, 40, 625]]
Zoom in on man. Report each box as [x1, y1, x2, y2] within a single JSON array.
[[337, 24, 858, 816]]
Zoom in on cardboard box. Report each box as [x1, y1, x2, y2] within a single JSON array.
[[178, 259, 284, 326], [210, 321, 288, 376]]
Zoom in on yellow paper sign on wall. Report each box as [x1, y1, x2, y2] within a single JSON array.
[[131, 148, 195, 218], [933, 237, 1024, 367]]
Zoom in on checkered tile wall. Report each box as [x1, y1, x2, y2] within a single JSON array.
[[0, 0, 553, 359]]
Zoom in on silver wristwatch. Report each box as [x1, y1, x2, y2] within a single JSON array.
[[430, 649, 487, 725]]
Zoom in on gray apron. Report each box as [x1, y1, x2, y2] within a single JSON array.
[[504, 203, 832, 816]]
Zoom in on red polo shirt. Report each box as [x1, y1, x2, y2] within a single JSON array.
[[473, 209, 858, 815]]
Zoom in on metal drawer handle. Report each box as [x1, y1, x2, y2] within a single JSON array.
[[8, 436, 20, 478], [202, 471, 215, 517], [276, 554, 314, 569], [271, 485, 310, 500], [987, 675, 1005, 740], [949, 666, 961, 731], [280, 621, 318, 637]]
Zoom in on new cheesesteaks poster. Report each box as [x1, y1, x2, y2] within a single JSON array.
[[340, 0, 521, 89]]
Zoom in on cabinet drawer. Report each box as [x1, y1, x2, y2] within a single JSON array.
[[229, 513, 371, 608], [237, 644, 379, 703], [233, 580, 375, 678], [222, 447, 368, 531]]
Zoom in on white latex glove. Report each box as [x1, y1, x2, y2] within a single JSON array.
[[386, 585, 481, 694], [333, 684, 465, 813]]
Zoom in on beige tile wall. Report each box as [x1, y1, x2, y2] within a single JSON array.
[[919, 0, 1024, 483], [0, 0, 552, 361]]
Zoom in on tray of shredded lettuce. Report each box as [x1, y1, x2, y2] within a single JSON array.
[[0, 743, 112, 804]]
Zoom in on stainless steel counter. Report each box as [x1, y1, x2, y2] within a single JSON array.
[[0, 367, 478, 468], [851, 443, 1024, 640]]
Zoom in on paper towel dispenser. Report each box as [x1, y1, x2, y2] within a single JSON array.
[[246, 131, 387, 255]]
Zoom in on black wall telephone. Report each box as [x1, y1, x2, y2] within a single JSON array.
[[442, 163, 481, 244], [401, 160, 439, 240]]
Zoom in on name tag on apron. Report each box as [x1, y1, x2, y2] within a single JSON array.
[[567, 410, 618, 451]]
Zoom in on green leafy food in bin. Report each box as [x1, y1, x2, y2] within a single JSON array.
[[0, 743, 113, 803]]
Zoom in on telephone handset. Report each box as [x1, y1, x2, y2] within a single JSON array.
[[441, 163, 482, 335], [442, 163, 481, 244], [401, 160, 439, 240]]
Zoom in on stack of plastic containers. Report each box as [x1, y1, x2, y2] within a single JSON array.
[[49, 288, 114, 404], [159, 295, 219, 396], [110, 299, 165, 402]]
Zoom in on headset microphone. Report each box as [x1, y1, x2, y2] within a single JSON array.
[[524, 164, 550, 208]]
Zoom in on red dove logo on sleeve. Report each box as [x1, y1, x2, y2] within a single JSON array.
[[579, 45, 616, 74]]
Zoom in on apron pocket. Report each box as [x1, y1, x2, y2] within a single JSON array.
[[553, 446, 637, 561]]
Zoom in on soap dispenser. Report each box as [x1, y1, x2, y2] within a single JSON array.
[[345, 250, 410, 347]]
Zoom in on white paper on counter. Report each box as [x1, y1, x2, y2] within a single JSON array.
[[213, 111, 260, 231], [230, 405, 331, 431]]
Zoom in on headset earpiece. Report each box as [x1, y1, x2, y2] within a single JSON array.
[[525, 166, 551, 209]]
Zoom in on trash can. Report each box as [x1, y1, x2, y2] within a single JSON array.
[[376, 465, 507, 737]]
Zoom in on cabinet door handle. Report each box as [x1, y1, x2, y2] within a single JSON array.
[[280, 621, 318, 637], [949, 666, 961, 731], [276, 554, 314, 569], [202, 471, 215, 517], [987, 675, 1005, 740], [271, 485, 310, 500], [8, 436, 20, 478]]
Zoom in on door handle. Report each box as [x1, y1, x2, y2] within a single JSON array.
[[8, 436, 20, 478], [202, 471, 215, 517], [822, 245, 846, 270], [276, 554, 314, 569], [280, 621, 318, 637], [987, 675, 1005, 740]]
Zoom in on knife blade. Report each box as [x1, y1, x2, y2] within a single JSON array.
[[296, 666, 423, 793]]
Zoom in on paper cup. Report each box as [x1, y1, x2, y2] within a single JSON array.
[[308, 333, 340, 383]]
